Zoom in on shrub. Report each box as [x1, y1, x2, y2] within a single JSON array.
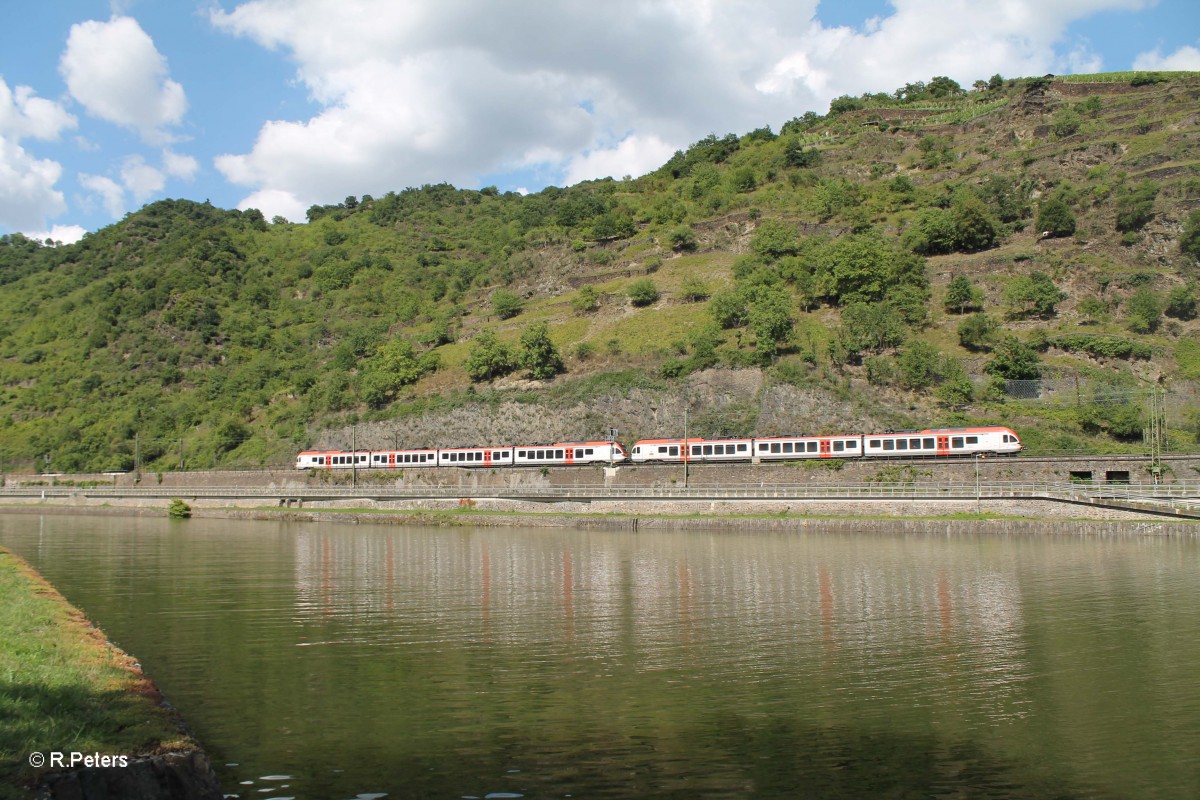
[[571, 285, 600, 314], [667, 226, 698, 252], [168, 499, 192, 519], [465, 329, 516, 382], [680, 276, 710, 302], [1036, 198, 1076, 238], [1165, 284, 1197, 320], [1181, 211, 1200, 262], [1125, 287, 1162, 333], [490, 289, 524, 320], [519, 322, 565, 380], [1115, 181, 1158, 232], [628, 278, 660, 307]]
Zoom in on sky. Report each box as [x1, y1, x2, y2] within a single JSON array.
[[2, 1, 1198, 244]]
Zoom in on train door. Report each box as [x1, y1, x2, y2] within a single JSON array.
[[819, 439, 832, 458], [565, 447, 575, 465], [483, 450, 492, 467], [936, 435, 950, 457]]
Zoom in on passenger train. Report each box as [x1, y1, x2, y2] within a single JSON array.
[[295, 426, 1021, 469]]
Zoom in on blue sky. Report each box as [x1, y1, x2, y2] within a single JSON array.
[[2, 0, 1198, 243]]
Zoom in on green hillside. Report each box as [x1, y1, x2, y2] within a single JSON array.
[[2, 71, 1200, 473]]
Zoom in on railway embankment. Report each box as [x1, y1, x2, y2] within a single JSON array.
[[0, 547, 222, 800]]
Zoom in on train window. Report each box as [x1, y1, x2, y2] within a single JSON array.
[[833, 441, 844, 452], [556, 450, 564, 459], [883, 440, 894, 450], [897, 440, 908, 450], [691, 446, 700, 456], [869, 440, 880, 448], [759, 443, 769, 452], [952, 437, 964, 448], [669, 447, 679, 456], [923, 438, 934, 449], [847, 441, 858, 449], [771, 443, 781, 454], [908, 438, 920, 449], [738, 444, 747, 452], [966, 436, 978, 445], [658, 446, 668, 454], [585, 449, 593, 455], [807, 442, 818, 453]]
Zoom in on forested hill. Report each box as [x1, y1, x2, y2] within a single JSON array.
[[2, 71, 1200, 473]]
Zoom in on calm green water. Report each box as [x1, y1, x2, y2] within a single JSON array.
[[2, 515, 1198, 799]]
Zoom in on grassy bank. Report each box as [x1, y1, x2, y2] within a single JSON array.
[[0, 547, 191, 799]]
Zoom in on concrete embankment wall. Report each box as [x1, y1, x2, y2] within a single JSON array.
[[8, 453, 1196, 491]]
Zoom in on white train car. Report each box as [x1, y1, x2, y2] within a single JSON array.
[[513, 441, 627, 467], [438, 446, 515, 467], [368, 448, 438, 468], [296, 450, 372, 469], [630, 437, 754, 464], [861, 426, 1021, 458], [754, 434, 862, 461]]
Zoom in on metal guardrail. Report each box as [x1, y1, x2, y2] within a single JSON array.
[[3, 482, 1199, 508]]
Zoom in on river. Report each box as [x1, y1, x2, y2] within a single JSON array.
[[2, 513, 1197, 799]]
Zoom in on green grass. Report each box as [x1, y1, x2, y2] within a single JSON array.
[[0, 548, 188, 798]]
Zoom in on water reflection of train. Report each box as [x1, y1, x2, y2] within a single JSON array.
[[296, 427, 1021, 470]]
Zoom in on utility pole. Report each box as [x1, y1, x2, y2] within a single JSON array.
[[351, 424, 357, 488], [683, 406, 689, 488]]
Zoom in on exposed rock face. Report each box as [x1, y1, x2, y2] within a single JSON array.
[[34, 751, 222, 800], [318, 369, 878, 451]]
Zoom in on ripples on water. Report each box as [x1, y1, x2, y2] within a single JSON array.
[[2, 516, 1198, 799]]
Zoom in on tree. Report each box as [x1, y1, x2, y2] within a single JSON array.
[[944, 274, 983, 314], [840, 302, 907, 354], [1181, 210, 1200, 262], [1004, 272, 1065, 319], [667, 226, 698, 252], [628, 278, 660, 307], [949, 193, 1000, 252], [746, 284, 794, 359], [1125, 287, 1162, 333], [957, 313, 999, 351], [571, 285, 600, 314], [1036, 198, 1076, 238], [896, 340, 942, 389], [750, 219, 800, 260], [1165, 283, 1197, 320], [728, 166, 757, 193], [519, 322, 564, 380], [465, 329, 516, 382], [1115, 181, 1158, 232], [984, 335, 1041, 380], [360, 337, 439, 408], [491, 289, 524, 320], [901, 208, 956, 255]]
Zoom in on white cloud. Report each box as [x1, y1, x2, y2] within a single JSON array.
[[236, 188, 309, 224], [24, 224, 88, 245], [0, 79, 78, 142], [0, 136, 68, 232], [80, 173, 126, 218], [163, 149, 199, 181], [1133, 45, 1200, 71], [0, 78, 76, 233], [208, 0, 1155, 211], [564, 134, 678, 185], [59, 16, 187, 143], [120, 155, 165, 201]]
